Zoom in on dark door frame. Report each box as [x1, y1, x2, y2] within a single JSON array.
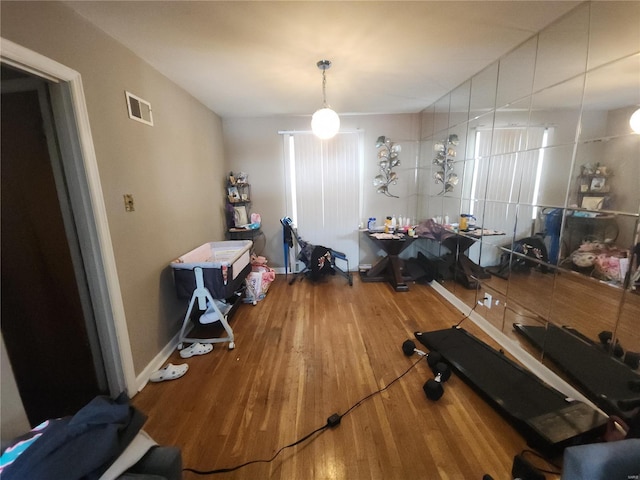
[[1, 38, 135, 400], [2, 81, 107, 422]]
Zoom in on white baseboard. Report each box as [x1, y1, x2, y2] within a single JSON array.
[[134, 330, 182, 393]]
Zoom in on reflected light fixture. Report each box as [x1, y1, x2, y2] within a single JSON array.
[[630, 107, 640, 134], [311, 59, 340, 139]]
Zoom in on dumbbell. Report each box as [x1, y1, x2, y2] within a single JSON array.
[[402, 339, 442, 369], [598, 330, 613, 345], [401, 340, 451, 401], [624, 351, 640, 370], [598, 331, 625, 358], [423, 361, 452, 401]]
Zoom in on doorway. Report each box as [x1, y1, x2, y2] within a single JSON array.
[[1, 66, 106, 425]]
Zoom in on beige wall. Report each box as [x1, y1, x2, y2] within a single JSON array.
[[1, 1, 226, 387], [222, 113, 421, 268]]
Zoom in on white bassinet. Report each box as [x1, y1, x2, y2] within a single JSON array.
[[171, 240, 252, 350]]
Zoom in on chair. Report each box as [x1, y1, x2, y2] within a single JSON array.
[[280, 216, 352, 286]]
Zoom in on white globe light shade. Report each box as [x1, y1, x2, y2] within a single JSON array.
[[311, 107, 340, 139], [630, 108, 640, 134]]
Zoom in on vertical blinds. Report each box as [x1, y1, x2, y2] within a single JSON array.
[[282, 132, 362, 267]]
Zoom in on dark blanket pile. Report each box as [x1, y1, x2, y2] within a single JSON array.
[[1, 394, 146, 480]]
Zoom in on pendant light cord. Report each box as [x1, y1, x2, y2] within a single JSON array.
[[322, 68, 327, 107]]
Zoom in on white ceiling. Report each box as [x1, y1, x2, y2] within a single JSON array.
[[64, 1, 581, 119]]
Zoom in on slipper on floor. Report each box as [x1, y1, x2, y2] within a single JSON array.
[[149, 363, 188, 383], [179, 342, 213, 359]]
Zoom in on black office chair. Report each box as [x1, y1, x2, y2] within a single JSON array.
[[280, 216, 352, 286]]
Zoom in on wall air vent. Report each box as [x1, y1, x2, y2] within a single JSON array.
[[125, 91, 153, 126]]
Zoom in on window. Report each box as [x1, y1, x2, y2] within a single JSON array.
[[469, 127, 549, 234], [282, 132, 362, 268]]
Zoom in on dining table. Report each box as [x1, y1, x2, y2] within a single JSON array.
[[360, 231, 415, 291]]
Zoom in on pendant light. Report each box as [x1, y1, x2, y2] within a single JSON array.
[[311, 59, 340, 139], [630, 107, 640, 134]]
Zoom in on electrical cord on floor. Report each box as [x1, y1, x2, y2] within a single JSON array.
[[182, 355, 426, 476], [454, 300, 480, 328], [183, 423, 329, 475], [337, 354, 425, 420]]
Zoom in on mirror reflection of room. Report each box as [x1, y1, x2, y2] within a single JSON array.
[[415, 1, 639, 424]]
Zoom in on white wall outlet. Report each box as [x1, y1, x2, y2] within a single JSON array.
[[483, 293, 492, 308]]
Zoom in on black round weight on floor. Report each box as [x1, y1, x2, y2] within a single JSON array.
[[433, 362, 451, 382], [426, 351, 442, 369], [402, 339, 417, 357], [598, 330, 613, 345], [423, 378, 444, 401], [613, 341, 625, 358], [624, 352, 640, 370]]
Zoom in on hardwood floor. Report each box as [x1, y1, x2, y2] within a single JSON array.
[[442, 268, 640, 366], [133, 274, 561, 479]]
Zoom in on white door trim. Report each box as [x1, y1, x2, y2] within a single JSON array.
[[1, 37, 136, 396]]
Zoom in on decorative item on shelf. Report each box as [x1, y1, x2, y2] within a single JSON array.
[[433, 134, 459, 194], [311, 59, 340, 140], [235, 171, 248, 184], [373, 136, 401, 198], [227, 185, 240, 203], [576, 162, 614, 211], [590, 176, 606, 192], [579, 179, 590, 192], [581, 196, 605, 210], [225, 171, 258, 241], [226, 171, 251, 204], [580, 162, 612, 177], [233, 205, 249, 227]]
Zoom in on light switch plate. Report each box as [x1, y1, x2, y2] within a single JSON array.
[[124, 194, 135, 212]]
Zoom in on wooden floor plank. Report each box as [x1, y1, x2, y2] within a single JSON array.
[[133, 274, 563, 479]]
